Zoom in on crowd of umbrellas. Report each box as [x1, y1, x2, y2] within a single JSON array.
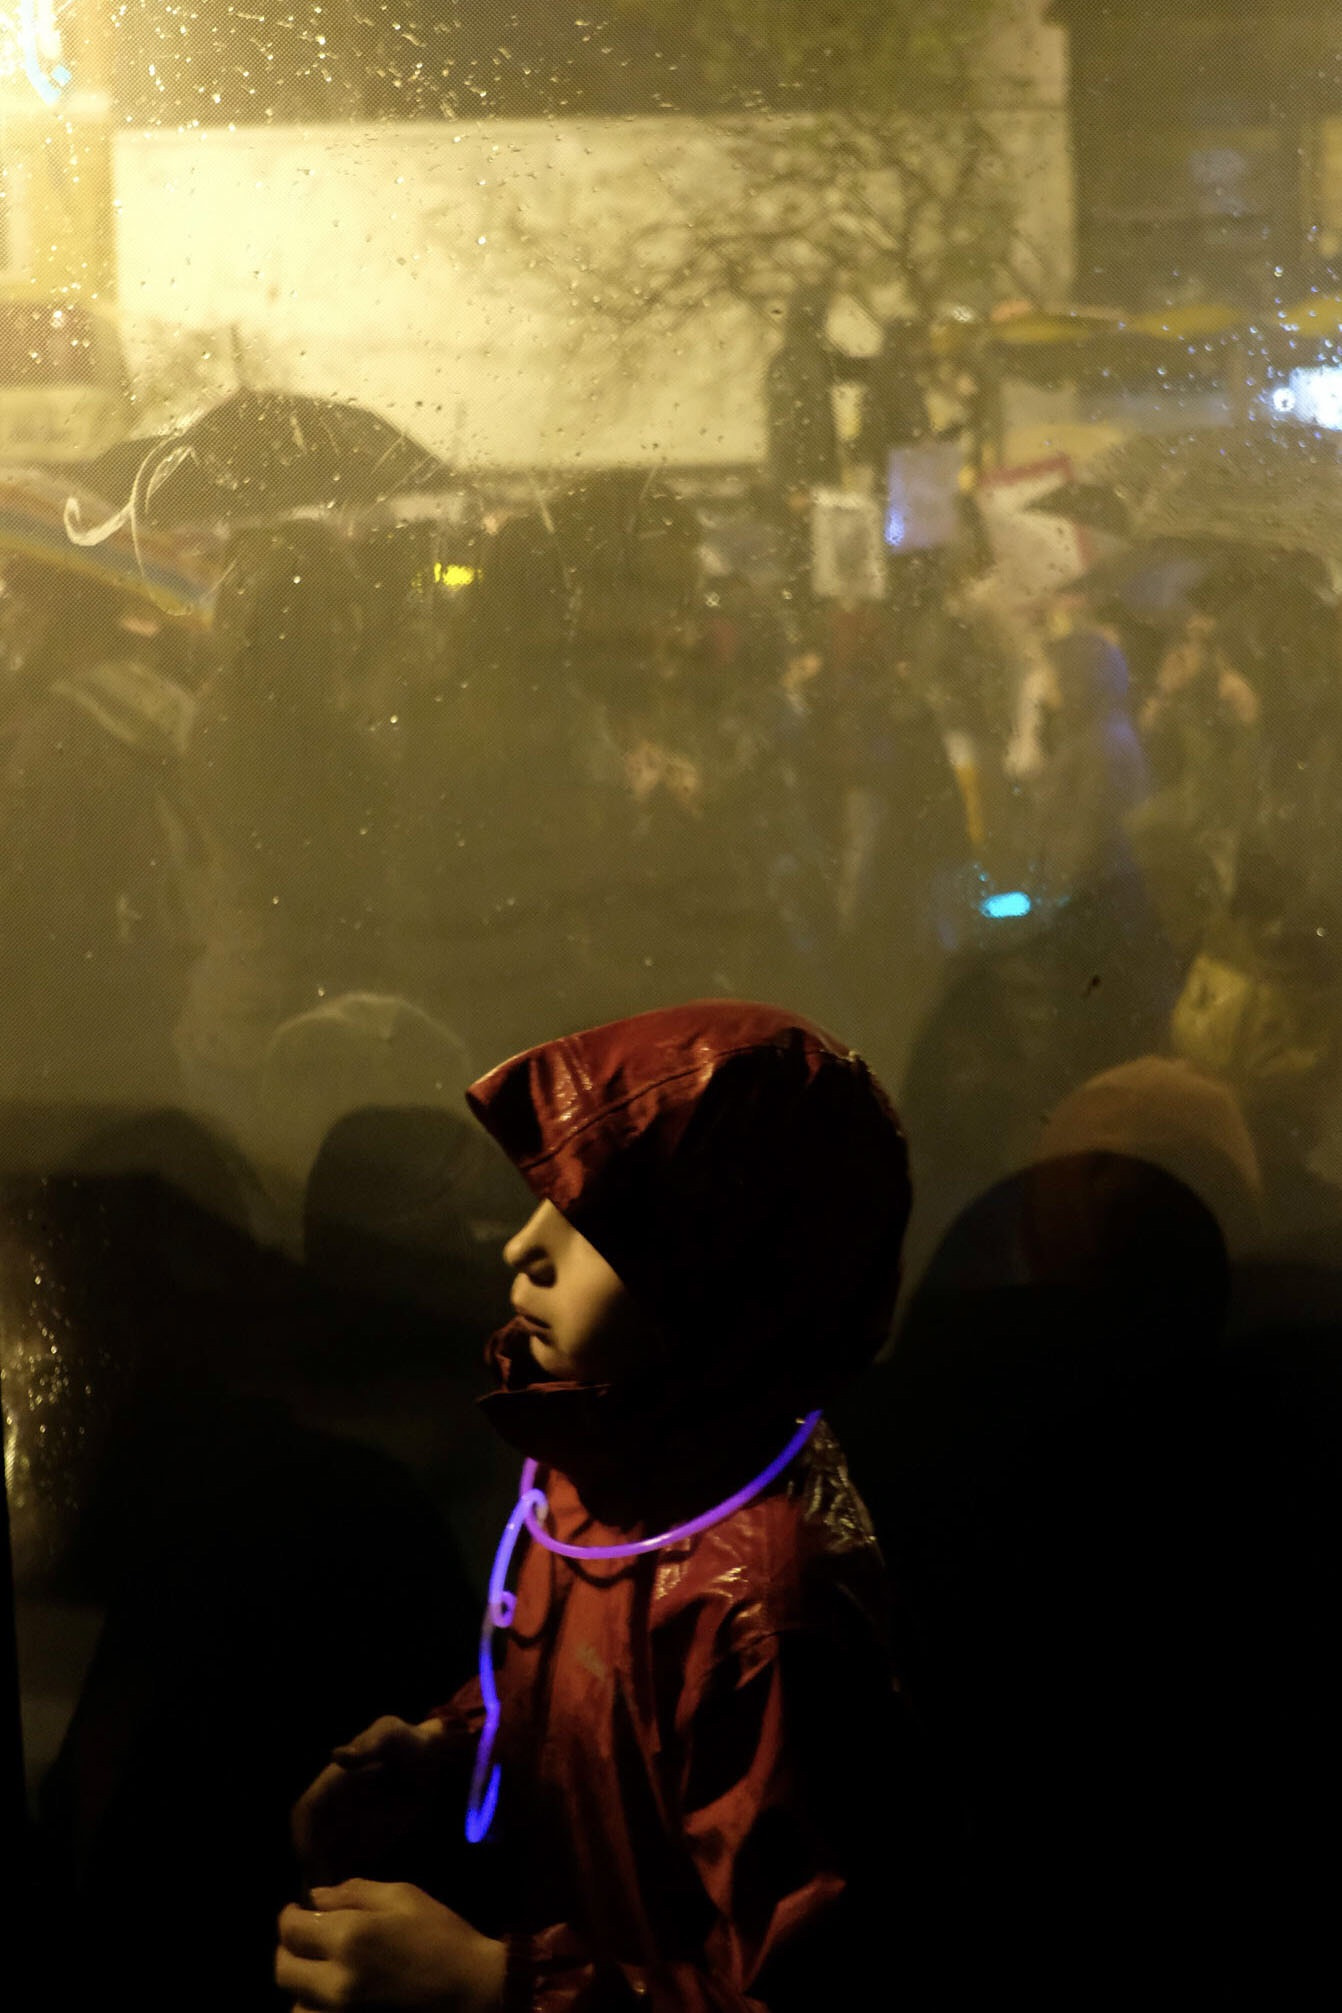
[[0, 389, 470, 632], [0, 370, 1338, 714], [1030, 420, 1342, 627]]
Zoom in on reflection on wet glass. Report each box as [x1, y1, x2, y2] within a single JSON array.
[[1, 1196, 122, 1589], [1, 3, 1341, 2004]]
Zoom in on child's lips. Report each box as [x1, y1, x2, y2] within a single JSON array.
[[510, 1296, 550, 1335]]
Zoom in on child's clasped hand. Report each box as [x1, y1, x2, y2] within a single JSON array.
[[275, 1879, 507, 2012]]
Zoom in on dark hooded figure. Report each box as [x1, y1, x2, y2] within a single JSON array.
[[548, 474, 787, 1016], [176, 522, 390, 1140], [3, 1119, 476, 2013], [834, 1053, 1337, 2003], [852, 318, 933, 477], [763, 286, 844, 499], [282, 1001, 949, 2011], [387, 504, 611, 1064], [762, 289, 848, 623], [0, 567, 199, 1111]]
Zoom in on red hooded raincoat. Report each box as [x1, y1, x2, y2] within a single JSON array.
[[434, 1001, 915, 2012]]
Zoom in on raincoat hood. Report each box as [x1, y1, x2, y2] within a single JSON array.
[[467, 1001, 910, 1501]]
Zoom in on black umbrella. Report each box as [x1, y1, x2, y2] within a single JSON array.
[[67, 434, 170, 506], [1132, 423, 1342, 561], [1027, 430, 1237, 541], [1066, 539, 1217, 628], [1025, 477, 1136, 540], [78, 391, 456, 533]]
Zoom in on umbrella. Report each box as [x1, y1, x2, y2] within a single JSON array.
[[1027, 477, 1141, 540], [0, 465, 217, 622], [980, 305, 1239, 388], [71, 434, 175, 508], [1027, 430, 1238, 540], [1132, 423, 1342, 562], [1065, 540, 1217, 628], [64, 391, 456, 540]]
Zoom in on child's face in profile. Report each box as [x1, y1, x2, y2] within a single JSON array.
[[504, 1199, 658, 1383]]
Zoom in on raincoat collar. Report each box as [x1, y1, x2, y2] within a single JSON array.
[[476, 1318, 802, 1534]]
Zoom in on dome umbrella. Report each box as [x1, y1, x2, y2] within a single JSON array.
[[1026, 430, 1242, 542], [979, 304, 1239, 390], [63, 390, 456, 548], [70, 434, 174, 508], [1064, 539, 1217, 629], [1025, 477, 1136, 541], [1132, 424, 1342, 563]]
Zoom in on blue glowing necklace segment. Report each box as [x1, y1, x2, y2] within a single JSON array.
[[464, 1409, 823, 1844], [464, 1478, 548, 1845]]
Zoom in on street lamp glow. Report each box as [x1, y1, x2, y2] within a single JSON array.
[[1288, 367, 1342, 430], [2, 0, 72, 106]]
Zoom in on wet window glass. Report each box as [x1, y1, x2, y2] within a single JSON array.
[[2, 4, 1338, 2005]]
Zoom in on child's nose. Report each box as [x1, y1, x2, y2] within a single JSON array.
[[503, 1202, 550, 1271]]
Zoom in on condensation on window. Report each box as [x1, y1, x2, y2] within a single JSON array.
[[1, 8, 1338, 2004]]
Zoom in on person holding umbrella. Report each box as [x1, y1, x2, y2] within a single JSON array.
[[174, 522, 391, 1151], [0, 561, 200, 1118]]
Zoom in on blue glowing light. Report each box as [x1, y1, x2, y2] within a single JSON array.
[[465, 1410, 824, 1844], [884, 508, 907, 549], [464, 1480, 547, 1844], [981, 891, 1033, 920]]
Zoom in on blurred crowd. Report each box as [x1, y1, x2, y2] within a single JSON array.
[[0, 469, 970, 1195], [4, 392, 1342, 1290], [6, 444, 1338, 1268]]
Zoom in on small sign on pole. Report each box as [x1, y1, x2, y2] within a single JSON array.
[[885, 441, 964, 552], [810, 489, 887, 602]]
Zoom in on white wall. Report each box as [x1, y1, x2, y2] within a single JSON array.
[[982, 0, 1070, 108], [111, 12, 1072, 471]]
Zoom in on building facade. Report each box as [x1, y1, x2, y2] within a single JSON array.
[[106, 3, 1074, 469], [1050, 0, 1342, 309]]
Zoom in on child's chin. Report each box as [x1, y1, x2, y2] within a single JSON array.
[[528, 1331, 573, 1376]]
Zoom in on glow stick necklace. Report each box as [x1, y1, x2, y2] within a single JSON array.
[[465, 1408, 822, 1843]]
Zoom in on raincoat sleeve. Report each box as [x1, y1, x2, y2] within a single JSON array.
[[502, 1622, 901, 2013]]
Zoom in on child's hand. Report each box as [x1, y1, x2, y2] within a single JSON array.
[[291, 1715, 449, 1890], [276, 1881, 507, 2012]]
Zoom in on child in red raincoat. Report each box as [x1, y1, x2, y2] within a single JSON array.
[[278, 1001, 924, 2012]]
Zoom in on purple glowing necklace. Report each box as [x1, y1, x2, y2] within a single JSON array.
[[465, 1408, 822, 1843]]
